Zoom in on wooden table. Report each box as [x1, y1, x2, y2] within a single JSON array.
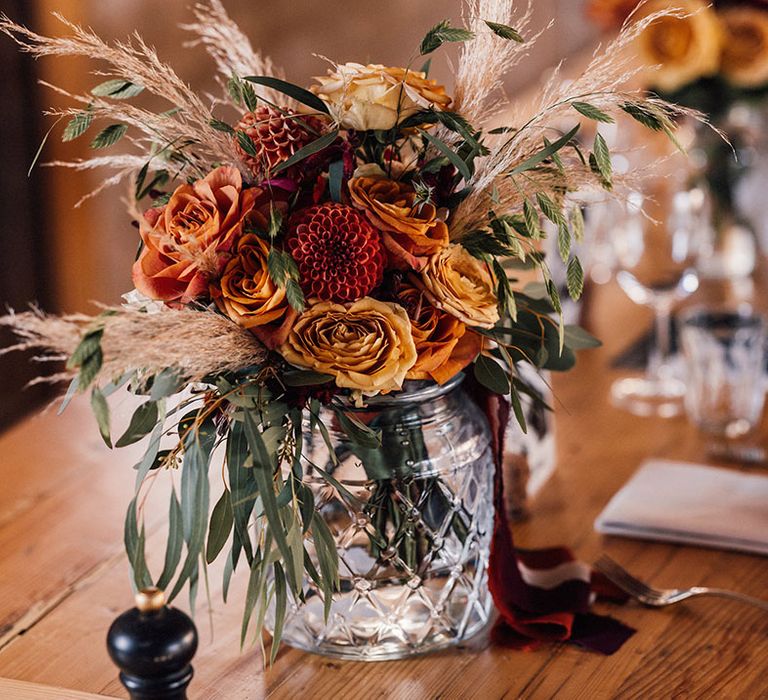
[[0, 275, 766, 700]]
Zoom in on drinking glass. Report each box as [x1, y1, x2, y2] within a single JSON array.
[[681, 306, 767, 438], [608, 183, 705, 417]]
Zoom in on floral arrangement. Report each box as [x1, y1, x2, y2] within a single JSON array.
[[1, 0, 687, 655], [589, 0, 768, 102], [589, 0, 768, 267]]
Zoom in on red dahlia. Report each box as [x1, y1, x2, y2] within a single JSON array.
[[234, 106, 325, 179], [286, 203, 385, 302]]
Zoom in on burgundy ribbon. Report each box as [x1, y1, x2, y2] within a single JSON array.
[[474, 386, 635, 655]]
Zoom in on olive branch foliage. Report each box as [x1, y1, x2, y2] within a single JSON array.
[[1, 1, 688, 659]]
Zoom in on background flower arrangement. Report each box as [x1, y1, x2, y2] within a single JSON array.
[[0, 0, 690, 655], [589, 0, 768, 99], [589, 0, 768, 275]]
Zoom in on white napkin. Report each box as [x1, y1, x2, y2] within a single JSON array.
[[595, 459, 768, 556]]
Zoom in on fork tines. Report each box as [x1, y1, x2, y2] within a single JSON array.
[[594, 555, 658, 599]]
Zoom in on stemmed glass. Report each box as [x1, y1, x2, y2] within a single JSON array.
[[608, 181, 705, 417]]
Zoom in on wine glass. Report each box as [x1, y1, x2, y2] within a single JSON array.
[[608, 182, 705, 417]]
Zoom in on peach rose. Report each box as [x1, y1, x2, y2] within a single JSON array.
[[636, 0, 722, 92], [413, 244, 499, 329], [310, 63, 451, 131], [132, 166, 259, 304], [280, 297, 417, 395], [348, 176, 449, 270], [720, 8, 768, 88], [213, 234, 297, 350], [393, 279, 482, 384]]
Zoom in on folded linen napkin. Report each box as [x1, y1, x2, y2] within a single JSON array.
[[595, 459, 768, 556]]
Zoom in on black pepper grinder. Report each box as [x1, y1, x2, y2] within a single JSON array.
[[107, 587, 198, 700]]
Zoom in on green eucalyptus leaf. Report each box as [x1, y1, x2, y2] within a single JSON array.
[[115, 400, 158, 448], [244, 75, 330, 114], [473, 354, 511, 395], [243, 410, 299, 592], [270, 561, 287, 664], [328, 159, 344, 203], [228, 421, 257, 565], [418, 128, 471, 182], [282, 370, 334, 387], [206, 489, 234, 564], [509, 384, 528, 434], [156, 490, 183, 591], [564, 324, 602, 350], [509, 124, 579, 176], [90, 388, 111, 448], [271, 130, 338, 175], [124, 497, 152, 589], [334, 409, 382, 448]]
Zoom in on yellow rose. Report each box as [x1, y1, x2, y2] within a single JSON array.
[[280, 297, 417, 395], [413, 244, 500, 329], [310, 63, 452, 131], [720, 8, 768, 88], [348, 176, 449, 270], [636, 0, 722, 92]]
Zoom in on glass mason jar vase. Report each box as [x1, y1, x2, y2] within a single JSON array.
[[267, 374, 495, 660]]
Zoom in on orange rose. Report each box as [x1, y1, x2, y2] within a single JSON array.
[[720, 8, 768, 88], [132, 166, 259, 304], [213, 234, 297, 350], [348, 176, 449, 270], [393, 279, 482, 384]]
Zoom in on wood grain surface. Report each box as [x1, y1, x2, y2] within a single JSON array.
[[0, 272, 766, 699]]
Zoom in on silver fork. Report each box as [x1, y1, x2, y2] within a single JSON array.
[[595, 555, 768, 612]]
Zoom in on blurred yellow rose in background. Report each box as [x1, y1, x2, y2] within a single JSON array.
[[720, 8, 768, 88], [636, 0, 721, 92], [311, 63, 451, 131], [280, 297, 417, 394]]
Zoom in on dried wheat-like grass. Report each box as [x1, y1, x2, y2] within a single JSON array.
[[182, 0, 292, 108], [0, 308, 267, 385], [453, 0, 544, 128], [449, 6, 702, 236], [0, 12, 249, 185]]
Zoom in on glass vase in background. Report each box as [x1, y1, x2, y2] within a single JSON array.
[[690, 105, 762, 282], [607, 182, 703, 417], [267, 374, 494, 660]]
